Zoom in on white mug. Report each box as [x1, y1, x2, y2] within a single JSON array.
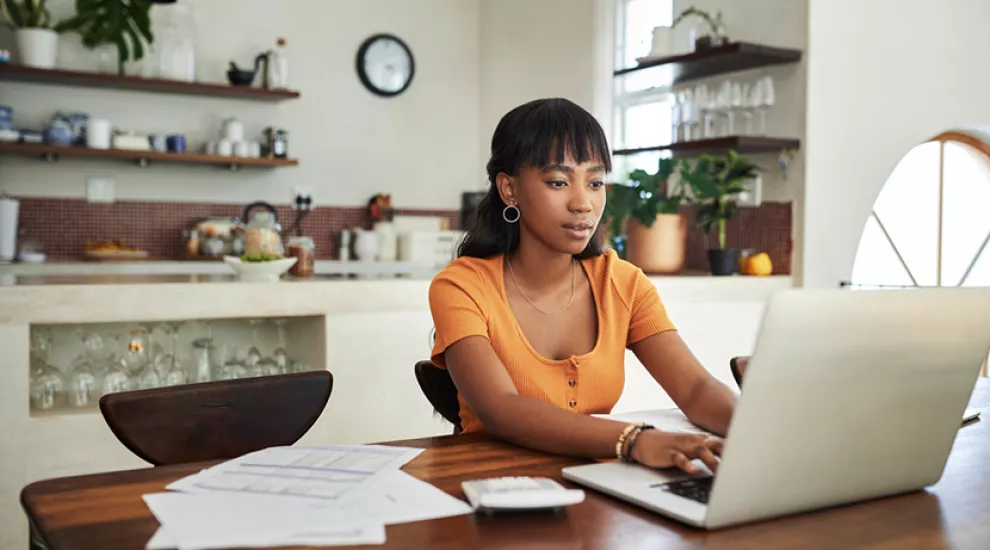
[[87, 119, 111, 149], [217, 139, 233, 156], [248, 141, 261, 158], [222, 118, 244, 142], [205, 141, 217, 155], [233, 141, 250, 158]]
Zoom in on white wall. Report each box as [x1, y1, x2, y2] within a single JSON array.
[[803, 0, 990, 288], [0, 0, 480, 209], [477, 0, 603, 176]]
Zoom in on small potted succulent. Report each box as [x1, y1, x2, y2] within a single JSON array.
[[2, 0, 64, 68], [604, 157, 689, 274], [680, 150, 760, 276]]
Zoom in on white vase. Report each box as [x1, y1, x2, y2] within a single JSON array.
[[374, 222, 397, 261], [16, 28, 59, 69], [354, 230, 379, 262]]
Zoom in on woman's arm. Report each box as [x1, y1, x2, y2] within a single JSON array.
[[444, 335, 722, 472], [631, 331, 738, 436]]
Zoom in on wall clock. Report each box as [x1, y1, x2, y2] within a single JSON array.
[[356, 34, 415, 97]]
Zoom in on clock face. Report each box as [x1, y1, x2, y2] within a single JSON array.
[[356, 34, 415, 97]]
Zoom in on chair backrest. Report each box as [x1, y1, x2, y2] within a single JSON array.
[[414, 360, 462, 434], [99, 371, 333, 466]]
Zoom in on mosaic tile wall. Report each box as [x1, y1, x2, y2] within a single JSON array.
[[15, 198, 792, 274]]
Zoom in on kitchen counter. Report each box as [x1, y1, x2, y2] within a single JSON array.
[[0, 269, 791, 550], [0, 259, 440, 278]]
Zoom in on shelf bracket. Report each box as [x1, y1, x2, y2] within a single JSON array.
[[135, 157, 150, 168], [227, 163, 240, 172], [41, 152, 58, 163]]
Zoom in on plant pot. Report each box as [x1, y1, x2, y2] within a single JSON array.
[[625, 213, 687, 274], [707, 248, 740, 276], [16, 28, 59, 69]]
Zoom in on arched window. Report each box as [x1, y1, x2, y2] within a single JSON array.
[[851, 129, 990, 289], [850, 129, 990, 377]]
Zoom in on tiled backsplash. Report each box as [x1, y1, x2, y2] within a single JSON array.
[[16, 198, 791, 274], [17, 198, 459, 262]]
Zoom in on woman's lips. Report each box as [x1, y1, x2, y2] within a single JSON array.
[[562, 221, 594, 240]]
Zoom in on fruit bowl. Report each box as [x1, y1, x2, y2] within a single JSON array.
[[223, 255, 297, 282]]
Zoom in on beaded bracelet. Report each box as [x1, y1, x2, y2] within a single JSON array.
[[623, 424, 656, 463], [615, 423, 641, 460]]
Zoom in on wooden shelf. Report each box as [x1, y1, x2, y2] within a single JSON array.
[[0, 142, 299, 169], [613, 136, 800, 157], [0, 64, 301, 101], [614, 42, 802, 85]]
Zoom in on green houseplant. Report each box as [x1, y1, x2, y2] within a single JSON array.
[[55, 0, 154, 75], [2, 0, 64, 68], [604, 157, 689, 273], [680, 150, 760, 275]]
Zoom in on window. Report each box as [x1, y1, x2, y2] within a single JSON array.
[[850, 131, 990, 377], [850, 133, 990, 289], [613, 0, 674, 178]]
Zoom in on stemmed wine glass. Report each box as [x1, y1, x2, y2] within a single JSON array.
[[30, 327, 66, 411], [272, 319, 290, 374], [159, 321, 189, 387], [753, 76, 775, 136], [66, 330, 104, 408], [101, 334, 135, 396]]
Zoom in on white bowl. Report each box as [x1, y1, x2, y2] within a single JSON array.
[[223, 256, 297, 282]]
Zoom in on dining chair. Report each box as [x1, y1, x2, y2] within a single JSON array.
[[99, 371, 333, 466], [414, 360, 462, 434]]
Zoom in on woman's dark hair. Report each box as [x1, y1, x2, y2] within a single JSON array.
[[457, 98, 612, 259]]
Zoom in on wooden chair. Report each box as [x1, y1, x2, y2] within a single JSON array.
[[414, 360, 462, 434], [99, 371, 333, 466]]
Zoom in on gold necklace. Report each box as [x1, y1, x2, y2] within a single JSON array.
[[507, 257, 576, 315]]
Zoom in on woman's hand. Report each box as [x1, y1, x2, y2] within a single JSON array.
[[630, 430, 724, 474]]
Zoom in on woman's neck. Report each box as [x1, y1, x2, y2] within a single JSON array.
[[508, 236, 574, 292]]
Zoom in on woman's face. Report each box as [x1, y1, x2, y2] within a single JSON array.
[[498, 151, 607, 256]]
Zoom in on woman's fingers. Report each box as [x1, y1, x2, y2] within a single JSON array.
[[670, 451, 700, 474], [706, 437, 725, 456]]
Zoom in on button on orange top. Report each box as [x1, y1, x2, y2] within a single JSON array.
[[429, 249, 677, 433]]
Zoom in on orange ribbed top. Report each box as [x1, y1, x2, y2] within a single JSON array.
[[428, 249, 676, 433]]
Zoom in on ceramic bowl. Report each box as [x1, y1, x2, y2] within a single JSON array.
[[227, 68, 256, 87], [223, 256, 297, 282]]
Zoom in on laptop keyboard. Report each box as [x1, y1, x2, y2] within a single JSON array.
[[652, 477, 714, 504]]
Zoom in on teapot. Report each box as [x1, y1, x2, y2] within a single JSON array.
[[242, 201, 283, 257]]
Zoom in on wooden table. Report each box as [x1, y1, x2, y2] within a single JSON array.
[[22, 379, 990, 550]]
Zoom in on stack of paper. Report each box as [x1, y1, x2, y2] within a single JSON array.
[[144, 445, 473, 549]]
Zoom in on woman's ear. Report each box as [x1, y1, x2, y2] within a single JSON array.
[[496, 173, 516, 206]]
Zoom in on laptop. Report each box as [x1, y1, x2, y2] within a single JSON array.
[[562, 287, 990, 530]]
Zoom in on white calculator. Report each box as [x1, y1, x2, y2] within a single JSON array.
[[461, 476, 585, 513]]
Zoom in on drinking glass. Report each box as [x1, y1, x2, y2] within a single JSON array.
[[160, 321, 189, 387], [124, 328, 151, 375], [272, 319, 290, 373], [755, 76, 775, 135], [245, 319, 263, 370], [66, 330, 103, 408], [30, 328, 65, 411]]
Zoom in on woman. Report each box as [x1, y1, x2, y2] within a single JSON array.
[[429, 98, 737, 474]]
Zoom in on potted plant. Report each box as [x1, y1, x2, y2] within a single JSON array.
[[672, 6, 728, 50], [681, 150, 760, 276], [55, 0, 154, 76], [1, 0, 64, 68], [604, 157, 689, 274]]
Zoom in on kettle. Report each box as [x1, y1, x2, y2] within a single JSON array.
[[242, 201, 283, 257]]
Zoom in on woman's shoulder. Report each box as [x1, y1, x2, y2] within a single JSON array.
[[583, 248, 652, 309], [431, 254, 502, 291], [583, 248, 646, 285]]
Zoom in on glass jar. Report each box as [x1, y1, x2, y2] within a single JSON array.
[[155, 4, 197, 82], [287, 236, 314, 277]]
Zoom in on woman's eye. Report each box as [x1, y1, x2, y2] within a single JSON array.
[[547, 180, 567, 188], [590, 180, 605, 189]]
